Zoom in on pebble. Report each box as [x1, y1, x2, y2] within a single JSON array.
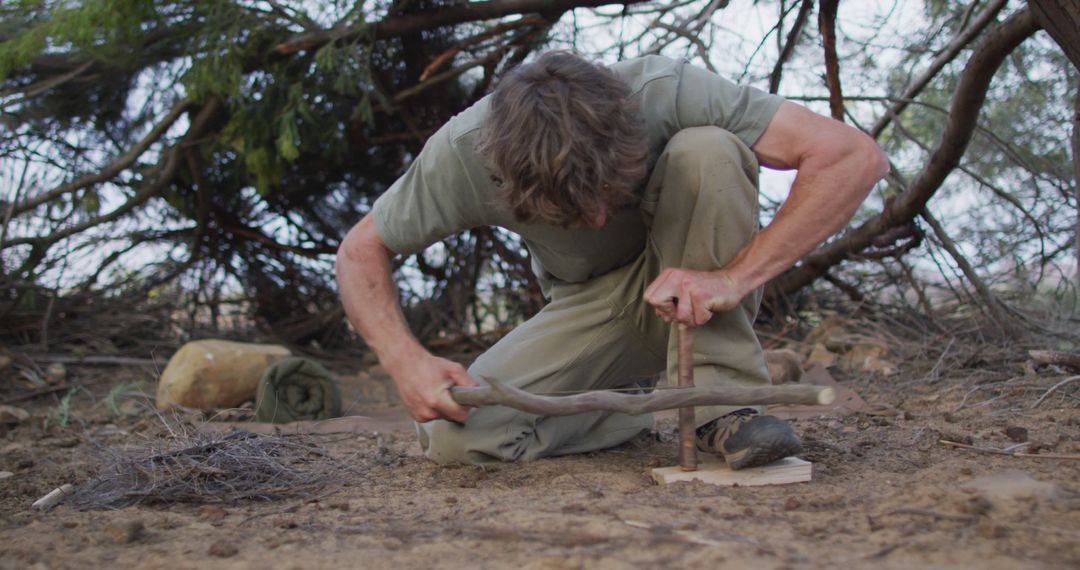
[[0, 471, 13, 480], [105, 519, 145, 544], [0, 405, 30, 425], [45, 363, 67, 384], [208, 540, 239, 558], [1004, 425, 1028, 443]]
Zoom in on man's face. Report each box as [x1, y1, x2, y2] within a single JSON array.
[[581, 204, 610, 229]]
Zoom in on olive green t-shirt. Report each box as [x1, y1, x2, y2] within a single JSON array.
[[371, 55, 783, 295]]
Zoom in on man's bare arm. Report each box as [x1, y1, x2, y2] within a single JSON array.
[[336, 216, 477, 422], [645, 101, 890, 324]]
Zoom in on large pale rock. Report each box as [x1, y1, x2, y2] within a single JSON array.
[[155, 340, 291, 410]]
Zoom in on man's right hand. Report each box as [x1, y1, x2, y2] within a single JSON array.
[[386, 350, 479, 423]]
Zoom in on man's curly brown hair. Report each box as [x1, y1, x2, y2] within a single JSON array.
[[477, 51, 649, 227]]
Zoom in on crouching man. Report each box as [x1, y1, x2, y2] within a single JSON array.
[[336, 51, 887, 467]]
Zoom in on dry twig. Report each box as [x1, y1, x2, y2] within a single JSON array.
[[1032, 375, 1080, 408]]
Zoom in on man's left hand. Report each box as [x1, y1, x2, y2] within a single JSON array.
[[644, 268, 745, 327]]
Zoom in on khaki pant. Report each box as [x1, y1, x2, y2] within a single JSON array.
[[419, 127, 770, 464]]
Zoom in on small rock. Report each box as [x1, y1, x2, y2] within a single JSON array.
[[0, 355, 11, 371], [208, 540, 239, 558], [766, 349, 804, 384], [784, 497, 802, 511], [45, 363, 67, 384], [977, 522, 1010, 539], [959, 496, 993, 516], [197, 505, 228, 521], [0, 405, 30, 425], [1004, 426, 1028, 443], [50, 437, 79, 449], [105, 519, 144, 544], [0, 471, 13, 480]]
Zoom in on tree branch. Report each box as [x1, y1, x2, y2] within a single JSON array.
[[11, 98, 192, 217], [771, 9, 1040, 297], [6, 98, 222, 274], [818, 0, 844, 121], [272, 0, 648, 55], [869, 0, 1008, 138], [1029, 0, 1080, 71], [920, 208, 1015, 336], [769, 0, 813, 94], [451, 378, 835, 416]]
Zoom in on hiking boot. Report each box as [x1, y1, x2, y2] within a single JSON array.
[[696, 408, 803, 470]]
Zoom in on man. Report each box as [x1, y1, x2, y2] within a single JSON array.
[[336, 51, 888, 468]]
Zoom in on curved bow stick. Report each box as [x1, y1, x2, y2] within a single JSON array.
[[450, 377, 834, 417]]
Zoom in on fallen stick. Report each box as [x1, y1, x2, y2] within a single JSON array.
[[1029, 350, 1080, 371], [940, 440, 1080, 461], [450, 378, 835, 417]]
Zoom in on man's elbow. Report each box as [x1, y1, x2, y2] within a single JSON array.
[[337, 217, 392, 271], [858, 133, 890, 183]]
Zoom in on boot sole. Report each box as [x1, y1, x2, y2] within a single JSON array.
[[722, 417, 803, 470]]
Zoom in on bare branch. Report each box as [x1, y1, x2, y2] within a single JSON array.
[[769, 0, 813, 94], [920, 208, 1015, 336], [771, 10, 1040, 296], [272, 0, 648, 55], [0, 60, 94, 110], [5, 98, 222, 275], [818, 0, 844, 121], [11, 98, 192, 217], [870, 0, 1008, 138]]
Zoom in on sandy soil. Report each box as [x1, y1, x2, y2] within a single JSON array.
[[1, 349, 1078, 570]]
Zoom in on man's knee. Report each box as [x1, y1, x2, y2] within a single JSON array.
[[418, 408, 530, 465], [663, 127, 758, 181]]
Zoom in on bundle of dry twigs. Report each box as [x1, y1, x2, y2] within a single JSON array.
[[65, 430, 344, 509]]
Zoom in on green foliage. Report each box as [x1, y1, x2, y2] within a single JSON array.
[[0, 0, 156, 82], [45, 387, 82, 429], [104, 382, 143, 416]]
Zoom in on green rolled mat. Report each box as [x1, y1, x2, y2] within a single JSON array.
[[254, 357, 342, 423]]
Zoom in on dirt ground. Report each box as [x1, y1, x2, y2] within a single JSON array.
[[1, 338, 1079, 569]]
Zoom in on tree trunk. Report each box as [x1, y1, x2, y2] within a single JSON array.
[[1074, 83, 1079, 286], [1029, 0, 1080, 71]]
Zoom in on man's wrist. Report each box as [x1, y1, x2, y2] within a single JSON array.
[[378, 339, 427, 376], [712, 268, 756, 299]]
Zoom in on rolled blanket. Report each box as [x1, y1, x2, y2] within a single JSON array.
[[254, 357, 342, 423]]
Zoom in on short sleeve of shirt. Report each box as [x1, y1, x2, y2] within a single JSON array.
[[370, 122, 486, 256], [674, 62, 784, 148]]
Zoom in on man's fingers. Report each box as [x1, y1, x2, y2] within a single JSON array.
[[435, 387, 470, 423], [643, 269, 669, 301], [674, 290, 694, 324], [449, 366, 480, 388], [693, 302, 713, 327]]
